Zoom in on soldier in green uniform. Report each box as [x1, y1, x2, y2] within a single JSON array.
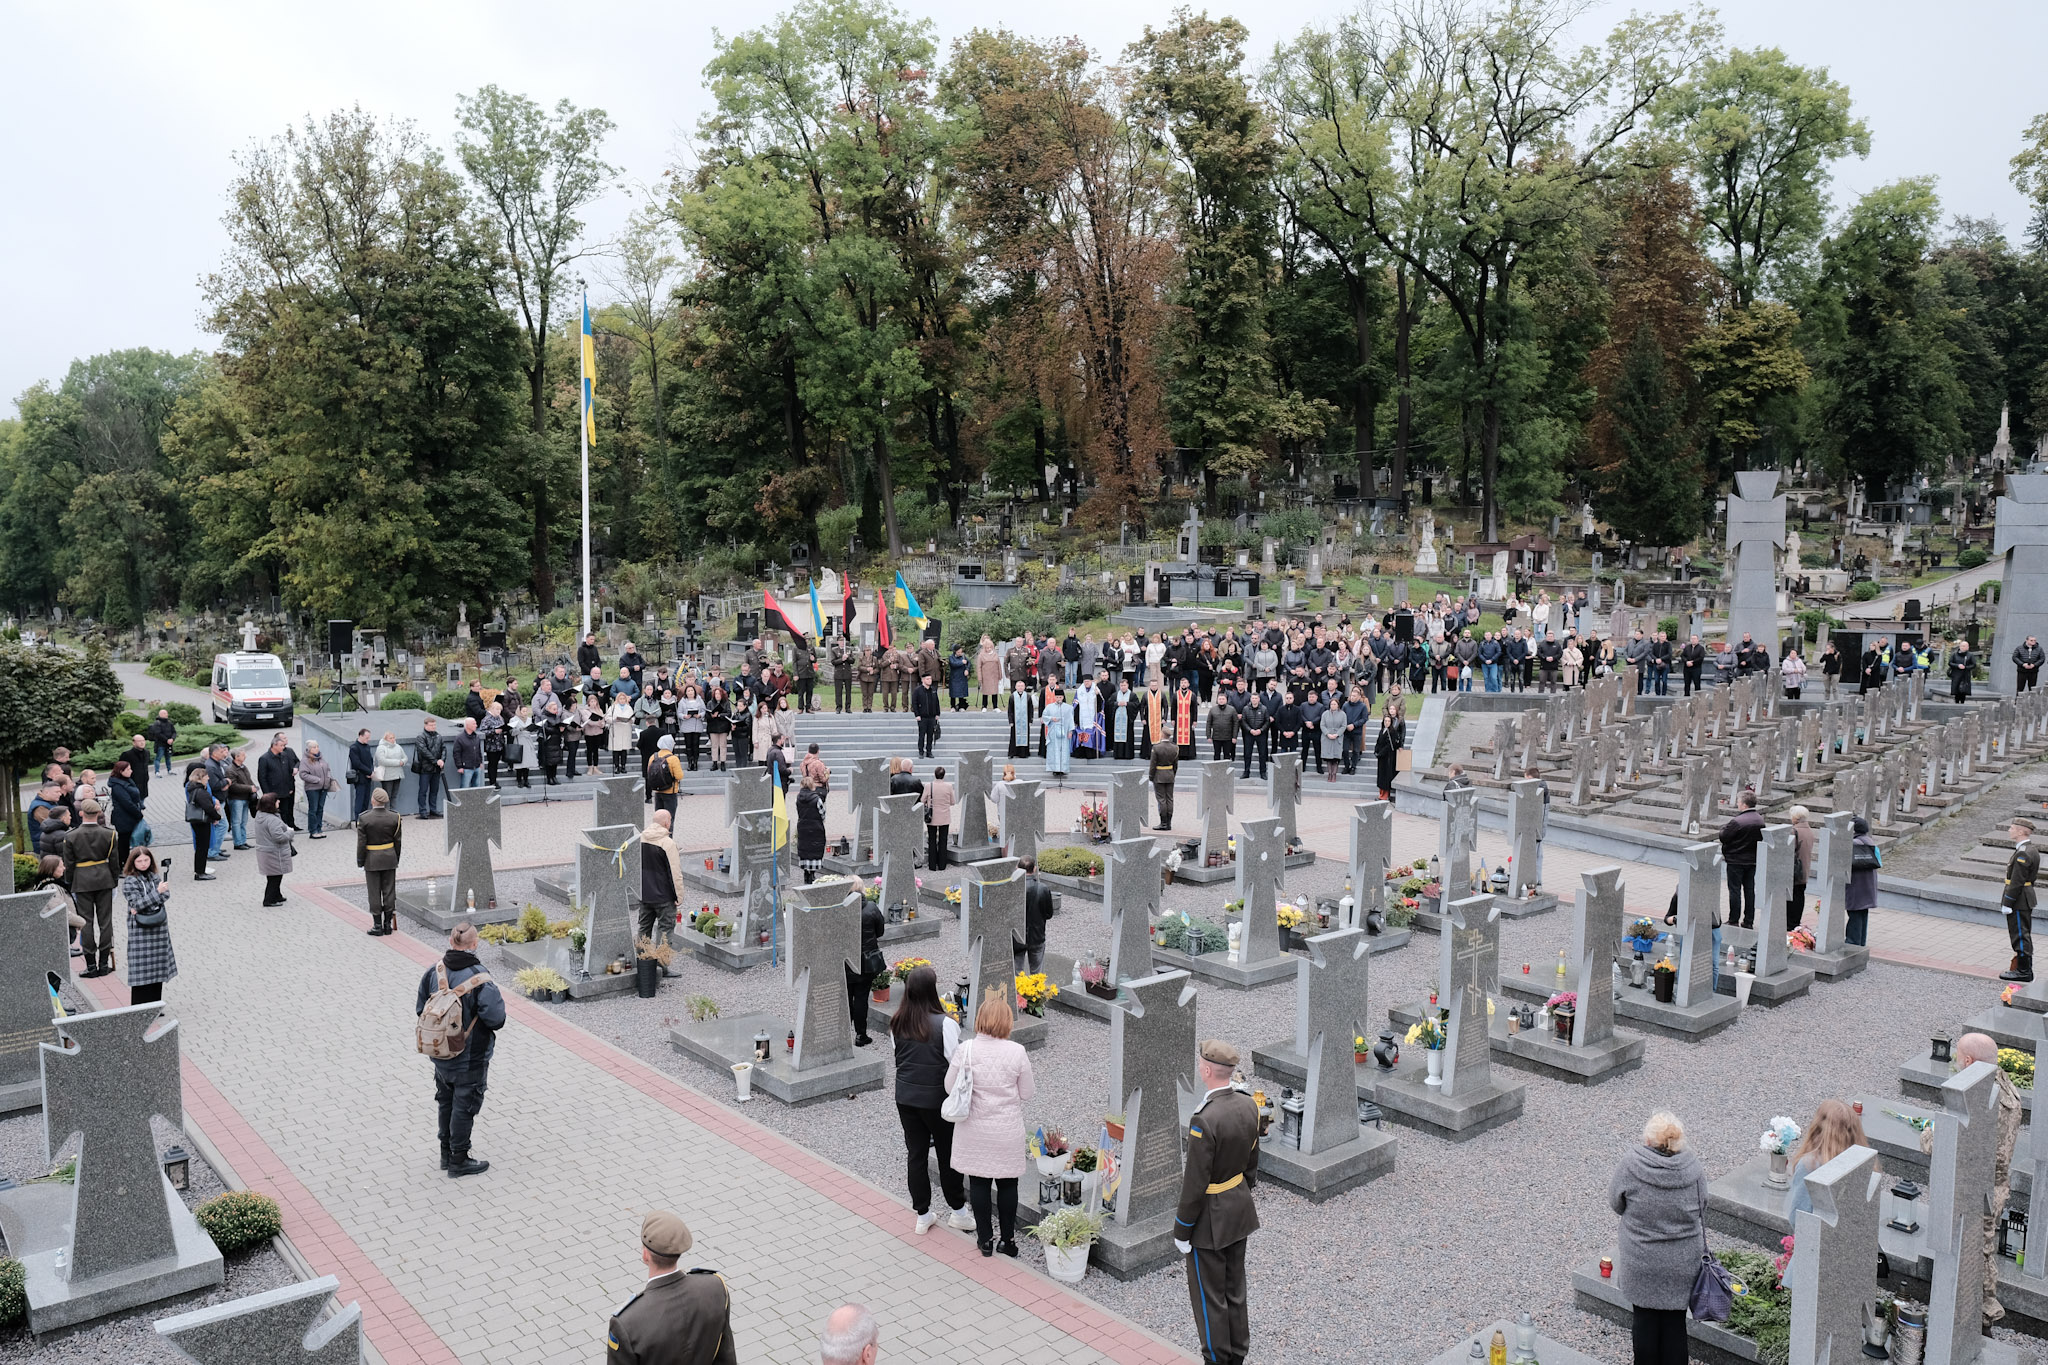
[[1174, 1039, 1260, 1365], [607, 1210, 737, 1365], [2001, 817, 2039, 982], [356, 788, 404, 936]]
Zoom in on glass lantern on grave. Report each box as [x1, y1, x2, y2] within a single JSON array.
[[1278, 1090, 1305, 1149], [1930, 1033, 1953, 1064], [1885, 1179, 1923, 1234], [1998, 1204, 2027, 1262]]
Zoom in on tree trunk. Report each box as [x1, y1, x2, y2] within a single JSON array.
[[1034, 420, 1051, 503], [941, 397, 965, 530], [1481, 400, 1503, 544], [783, 351, 806, 469], [1352, 275, 1376, 502], [875, 431, 903, 558], [1393, 266, 1413, 512]]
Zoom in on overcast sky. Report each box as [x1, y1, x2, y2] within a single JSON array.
[[4, 0, 2042, 413]]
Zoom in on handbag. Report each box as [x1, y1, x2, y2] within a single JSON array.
[[328, 776, 341, 793], [1851, 842, 1881, 872], [940, 1039, 975, 1123], [1689, 1223, 1738, 1322], [1395, 748, 1414, 773]]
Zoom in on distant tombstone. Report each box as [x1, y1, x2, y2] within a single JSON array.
[[1267, 754, 1302, 845], [0, 851, 69, 1111], [731, 809, 791, 945], [874, 793, 923, 917], [240, 619, 259, 651], [1518, 708, 1544, 771], [1106, 768, 1150, 843], [1196, 761, 1234, 866], [785, 879, 863, 1069], [1752, 826, 1794, 979], [1348, 801, 1393, 928], [444, 787, 502, 915], [1491, 716, 1517, 781], [1505, 780, 1544, 893], [1925, 1063, 2006, 1365], [1673, 843, 1722, 1007], [1809, 812, 1856, 954], [1569, 737, 1594, 807], [1786, 1147, 1883, 1365], [155, 1275, 362, 1365], [578, 825, 639, 975], [848, 757, 890, 861], [1438, 895, 1499, 1099], [594, 773, 645, 832], [1727, 470, 1786, 664], [1569, 868, 1624, 1050], [996, 779, 1045, 864], [959, 859, 1025, 1036], [1295, 928, 1372, 1155], [951, 750, 997, 859], [1675, 758, 1702, 834], [1438, 785, 1480, 899], [1106, 972, 1198, 1229], [1235, 817, 1288, 965], [1753, 729, 1777, 801], [724, 766, 774, 831], [1104, 837, 1166, 984]]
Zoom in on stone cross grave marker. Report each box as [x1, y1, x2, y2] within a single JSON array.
[[1595, 726, 1621, 794], [1687, 693, 1707, 750], [1753, 825, 1794, 978], [1787, 1146, 1882, 1365], [785, 878, 863, 1069], [1296, 928, 1371, 1155], [155, 1275, 361, 1365], [1107, 971, 1198, 1228], [594, 773, 645, 832], [1620, 719, 1645, 784], [1809, 812, 1855, 955], [1571, 867, 1624, 1050], [579, 825, 639, 976], [2022, 1074, 2048, 1282], [1440, 894, 1499, 1099], [1569, 737, 1594, 807], [1818, 704, 1839, 768], [1543, 697, 1568, 757], [725, 766, 774, 831], [0, 848, 69, 1107], [1707, 688, 1728, 742], [1106, 767, 1150, 842], [1727, 735, 1754, 807], [1873, 750, 1897, 827], [1764, 667, 1782, 719], [1676, 757, 1702, 833], [1236, 817, 1288, 966], [951, 750, 997, 858], [1925, 1062, 2004, 1365], [444, 786, 501, 914], [1674, 842, 1721, 1007], [732, 808, 791, 944], [1349, 801, 1392, 928], [1105, 837, 1166, 984], [1519, 707, 1543, 771], [1267, 753, 1302, 846], [1439, 785, 1481, 899], [1899, 737, 1920, 815], [874, 793, 923, 920], [1197, 761, 1234, 866], [849, 757, 890, 861], [1790, 715, 1811, 780], [1491, 716, 1517, 781], [44, 1003, 185, 1282], [1506, 779, 1544, 894], [996, 779, 1045, 864], [1754, 727, 1778, 801], [960, 858, 1025, 1036]]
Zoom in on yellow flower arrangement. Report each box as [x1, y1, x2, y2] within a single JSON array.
[[1015, 972, 1059, 1007], [943, 886, 963, 905], [1275, 903, 1306, 929], [1405, 1016, 1447, 1049]]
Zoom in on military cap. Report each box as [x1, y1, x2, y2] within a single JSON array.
[[1199, 1039, 1239, 1068], [642, 1210, 693, 1257]]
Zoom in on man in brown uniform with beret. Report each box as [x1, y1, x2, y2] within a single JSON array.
[[357, 788, 403, 936], [1173, 1039, 1260, 1365], [607, 1210, 737, 1365], [2002, 817, 2039, 983]]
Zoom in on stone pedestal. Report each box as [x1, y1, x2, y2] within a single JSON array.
[[1789, 942, 1870, 979], [1488, 1015, 1645, 1085], [668, 1012, 884, 1105], [1146, 943, 1300, 990], [1417, 1322, 1607, 1365], [500, 937, 638, 999], [1371, 1048, 1525, 1141], [1713, 927, 1815, 1004], [394, 882, 517, 931], [1497, 971, 1739, 1040], [1255, 1124, 1398, 1202], [10, 1189, 224, 1333]]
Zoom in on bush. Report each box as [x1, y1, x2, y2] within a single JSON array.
[[153, 701, 202, 726], [1259, 509, 1323, 548], [0, 1257, 21, 1329], [75, 723, 240, 771], [380, 690, 426, 711], [1850, 580, 1881, 602], [13, 854, 37, 893], [1038, 847, 1104, 877], [193, 1190, 282, 1254], [429, 689, 471, 720], [1656, 617, 1680, 640], [1794, 607, 1841, 644], [1958, 546, 1989, 569], [116, 711, 148, 737]]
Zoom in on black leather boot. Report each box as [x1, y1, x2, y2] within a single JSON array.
[[448, 1149, 489, 1177], [439, 1139, 451, 1170]]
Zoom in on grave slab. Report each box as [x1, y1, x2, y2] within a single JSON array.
[[667, 1012, 884, 1104], [1415, 1322, 1606, 1365]]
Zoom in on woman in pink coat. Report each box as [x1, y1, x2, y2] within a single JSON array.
[[976, 635, 1003, 709], [945, 992, 1036, 1257]]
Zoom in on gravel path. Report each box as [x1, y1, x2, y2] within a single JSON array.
[[349, 850, 2042, 1363]]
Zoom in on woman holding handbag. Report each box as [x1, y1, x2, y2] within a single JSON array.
[[251, 793, 296, 907], [892, 967, 973, 1235], [183, 767, 220, 882], [1608, 1111, 1708, 1365], [299, 741, 334, 840], [119, 846, 178, 1004], [944, 991, 1036, 1258]]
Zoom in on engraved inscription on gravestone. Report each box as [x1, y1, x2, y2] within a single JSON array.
[[1107, 971, 1198, 1227]]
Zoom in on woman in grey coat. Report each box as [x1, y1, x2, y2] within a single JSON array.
[[251, 793, 296, 908], [1608, 1110, 1706, 1365], [1317, 691, 1346, 782]]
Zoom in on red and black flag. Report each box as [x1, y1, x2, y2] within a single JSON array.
[[842, 575, 857, 641], [762, 588, 808, 639]]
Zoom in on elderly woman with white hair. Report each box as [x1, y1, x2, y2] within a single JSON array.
[[1609, 1111, 1707, 1365]]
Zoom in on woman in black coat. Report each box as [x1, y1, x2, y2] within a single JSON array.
[[891, 965, 971, 1234], [108, 758, 146, 865], [844, 887, 886, 1048], [1374, 701, 1406, 804], [796, 778, 828, 882]]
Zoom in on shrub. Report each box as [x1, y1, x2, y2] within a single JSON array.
[[116, 711, 148, 737], [380, 690, 426, 711], [75, 723, 240, 771], [1850, 580, 1881, 602], [1958, 546, 1989, 569], [137, 700, 202, 726], [1038, 847, 1104, 877], [1794, 607, 1841, 644], [1656, 617, 1680, 640], [13, 854, 37, 893], [0, 1257, 21, 1328], [194, 1190, 282, 1254], [429, 689, 471, 720]]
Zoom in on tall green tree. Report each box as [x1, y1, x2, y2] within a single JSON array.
[[0, 641, 121, 846], [454, 85, 616, 606], [1605, 320, 1704, 545], [178, 109, 530, 628]]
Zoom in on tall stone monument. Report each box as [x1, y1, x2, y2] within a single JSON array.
[[1437, 785, 1481, 902], [874, 792, 923, 919], [1349, 800, 1393, 928], [1267, 754, 1302, 846], [578, 825, 640, 977], [0, 852, 69, 1114], [1674, 842, 1721, 1009], [1505, 778, 1545, 894], [1925, 1063, 2009, 1365], [996, 778, 1045, 864], [960, 858, 1042, 1046], [444, 786, 501, 919], [1097, 970, 1198, 1276], [1991, 473, 2048, 697], [1256, 928, 1397, 1200], [1196, 761, 1234, 866], [1727, 470, 1786, 667], [1235, 817, 1288, 966], [724, 766, 774, 832], [847, 756, 890, 864]]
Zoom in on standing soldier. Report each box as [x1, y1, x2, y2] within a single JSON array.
[[358, 787, 404, 936], [2001, 817, 2039, 983], [1148, 739, 1180, 830], [606, 1210, 737, 1365], [858, 647, 880, 713], [61, 801, 120, 978], [831, 636, 855, 713], [1174, 1040, 1260, 1365], [791, 635, 818, 713]]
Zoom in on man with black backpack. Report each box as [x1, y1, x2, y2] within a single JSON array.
[[415, 922, 505, 1177], [646, 737, 683, 821]]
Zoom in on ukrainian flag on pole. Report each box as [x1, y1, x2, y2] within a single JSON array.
[[771, 767, 790, 850], [580, 292, 597, 443], [893, 571, 927, 630], [809, 581, 825, 640]]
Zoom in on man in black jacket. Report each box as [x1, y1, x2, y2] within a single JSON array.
[[1680, 635, 1707, 695], [1014, 856, 1054, 975], [1239, 693, 1270, 779], [144, 708, 178, 776], [415, 923, 505, 1176], [412, 718, 447, 819], [1718, 791, 1767, 929], [257, 732, 300, 830], [911, 675, 941, 758], [576, 632, 602, 678], [2015, 638, 2046, 694], [347, 728, 376, 827], [1649, 631, 1673, 696]]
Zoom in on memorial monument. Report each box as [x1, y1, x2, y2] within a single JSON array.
[[1726, 470, 1786, 671], [1991, 473, 2048, 697]]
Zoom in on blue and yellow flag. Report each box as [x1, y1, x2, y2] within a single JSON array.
[[580, 292, 596, 444], [809, 581, 825, 640], [771, 768, 790, 850], [893, 571, 927, 627]]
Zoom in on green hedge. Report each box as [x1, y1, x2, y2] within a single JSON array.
[[74, 723, 241, 771], [380, 690, 426, 711], [194, 1190, 282, 1254], [13, 854, 38, 893], [0, 1256, 23, 1328], [1850, 580, 1881, 602], [1958, 546, 1989, 569], [1037, 847, 1104, 877], [429, 689, 471, 720]]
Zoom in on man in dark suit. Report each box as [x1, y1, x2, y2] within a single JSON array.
[[606, 1210, 737, 1365], [911, 674, 941, 758], [1175, 1040, 1260, 1365], [1717, 791, 1766, 930], [1014, 856, 1054, 975], [2002, 817, 2039, 983]]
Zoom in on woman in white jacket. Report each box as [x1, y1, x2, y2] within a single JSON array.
[[606, 696, 636, 775], [373, 732, 406, 806]]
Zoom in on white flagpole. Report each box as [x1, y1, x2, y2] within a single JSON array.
[[580, 285, 592, 642]]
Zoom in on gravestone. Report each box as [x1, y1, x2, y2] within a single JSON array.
[[785, 878, 862, 1069], [1235, 818, 1289, 965], [1619, 720, 1644, 784], [1649, 706, 1672, 768], [594, 773, 645, 832], [1098, 970, 1198, 1276], [1786, 1146, 1882, 1365], [731, 808, 793, 950], [1505, 779, 1544, 894], [0, 854, 69, 1113], [848, 757, 890, 861], [874, 793, 923, 919], [1570, 868, 1623, 1050], [445, 786, 501, 916], [1196, 761, 1234, 866], [1438, 786, 1480, 900], [1491, 717, 1517, 781], [1809, 812, 1855, 955], [1569, 737, 1594, 807], [1745, 825, 1814, 1002], [1728, 473, 1786, 657], [1267, 754, 1302, 846], [1674, 843, 1721, 1008], [1105, 837, 1166, 984], [1925, 1063, 2007, 1365], [1519, 707, 1544, 771], [1106, 768, 1150, 843], [155, 1275, 362, 1365], [724, 766, 774, 831], [578, 825, 639, 977], [1818, 705, 1838, 767], [951, 750, 999, 860], [1753, 728, 1777, 801], [961, 859, 1037, 1043], [1727, 735, 1753, 806], [1676, 758, 1702, 833], [996, 779, 1045, 864], [2022, 1079, 2048, 1282], [1439, 896, 1500, 1099], [1789, 715, 1811, 780], [1349, 801, 1392, 927], [20, 1004, 224, 1331]]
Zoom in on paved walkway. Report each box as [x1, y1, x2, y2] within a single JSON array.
[[1849, 559, 2002, 619]]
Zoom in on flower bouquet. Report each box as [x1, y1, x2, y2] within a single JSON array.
[[890, 956, 933, 982], [1624, 918, 1660, 955], [1999, 1047, 2035, 1090], [1016, 972, 1058, 1016], [1276, 903, 1306, 929], [1080, 959, 1117, 1001], [943, 886, 963, 906], [1079, 799, 1109, 841], [860, 880, 882, 903], [1405, 1015, 1447, 1050], [1547, 990, 1578, 1042], [1787, 926, 1816, 952], [1760, 1114, 1801, 1187]]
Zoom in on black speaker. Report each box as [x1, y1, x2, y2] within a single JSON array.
[[327, 620, 353, 658], [1394, 610, 1415, 643]]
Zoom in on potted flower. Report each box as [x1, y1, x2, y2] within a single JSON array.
[[1760, 1116, 1801, 1187], [1547, 991, 1576, 1043], [635, 937, 675, 998], [1080, 960, 1117, 1001], [870, 971, 893, 1004], [1028, 1207, 1103, 1284], [1276, 903, 1307, 951], [1651, 955, 1677, 1003], [1102, 1114, 1125, 1142], [890, 956, 933, 984], [1079, 799, 1109, 841], [1354, 1034, 1371, 1065], [1787, 926, 1816, 953], [1034, 1128, 1071, 1178], [1999, 1047, 2035, 1091], [1070, 1145, 1103, 1204], [1623, 917, 1660, 956], [1015, 972, 1058, 1017], [1405, 1012, 1447, 1085]]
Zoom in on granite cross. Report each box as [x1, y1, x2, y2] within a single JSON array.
[[1570, 867, 1624, 1050], [724, 766, 774, 831], [1752, 825, 1794, 978], [1267, 753, 1302, 846], [848, 757, 891, 861], [1106, 768, 1151, 843], [1438, 785, 1481, 899], [1197, 761, 1235, 867], [2022, 1077, 2048, 1282], [785, 878, 863, 1070], [1924, 1062, 2004, 1365], [0, 849, 69, 1105], [1349, 801, 1393, 928], [733, 808, 791, 946], [1676, 757, 1702, 833], [1296, 928, 1371, 1156], [951, 750, 997, 859], [578, 824, 640, 976], [960, 858, 1025, 1037], [1106, 970, 1198, 1228], [1673, 842, 1722, 1007], [1809, 812, 1855, 955], [43, 1003, 185, 1281], [1491, 716, 1517, 781], [1569, 738, 1594, 807], [1236, 817, 1289, 965], [443, 786, 502, 914], [155, 1276, 361, 1365], [996, 778, 1046, 865], [1105, 836, 1166, 985], [1786, 1145, 1882, 1365], [874, 793, 924, 919], [1439, 894, 1499, 1099], [1506, 779, 1545, 894], [594, 773, 645, 832], [1753, 726, 1777, 801], [1519, 707, 1544, 772]]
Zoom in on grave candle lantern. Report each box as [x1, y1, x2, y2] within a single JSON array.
[[753, 1030, 771, 1063], [160, 1145, 190, 1191], [1930, 1033, 1953, 1064], [1885, 1179, 1922, 1233]]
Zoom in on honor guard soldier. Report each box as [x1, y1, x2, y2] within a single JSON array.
[[608, 1210, 737, 1365], [357, 788, 404, 936], [1174, 1039, 1260, 1365], [2002, 817, 2039, 983]]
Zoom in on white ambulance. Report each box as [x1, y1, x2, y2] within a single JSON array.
[[209, 652, 296, 728]]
